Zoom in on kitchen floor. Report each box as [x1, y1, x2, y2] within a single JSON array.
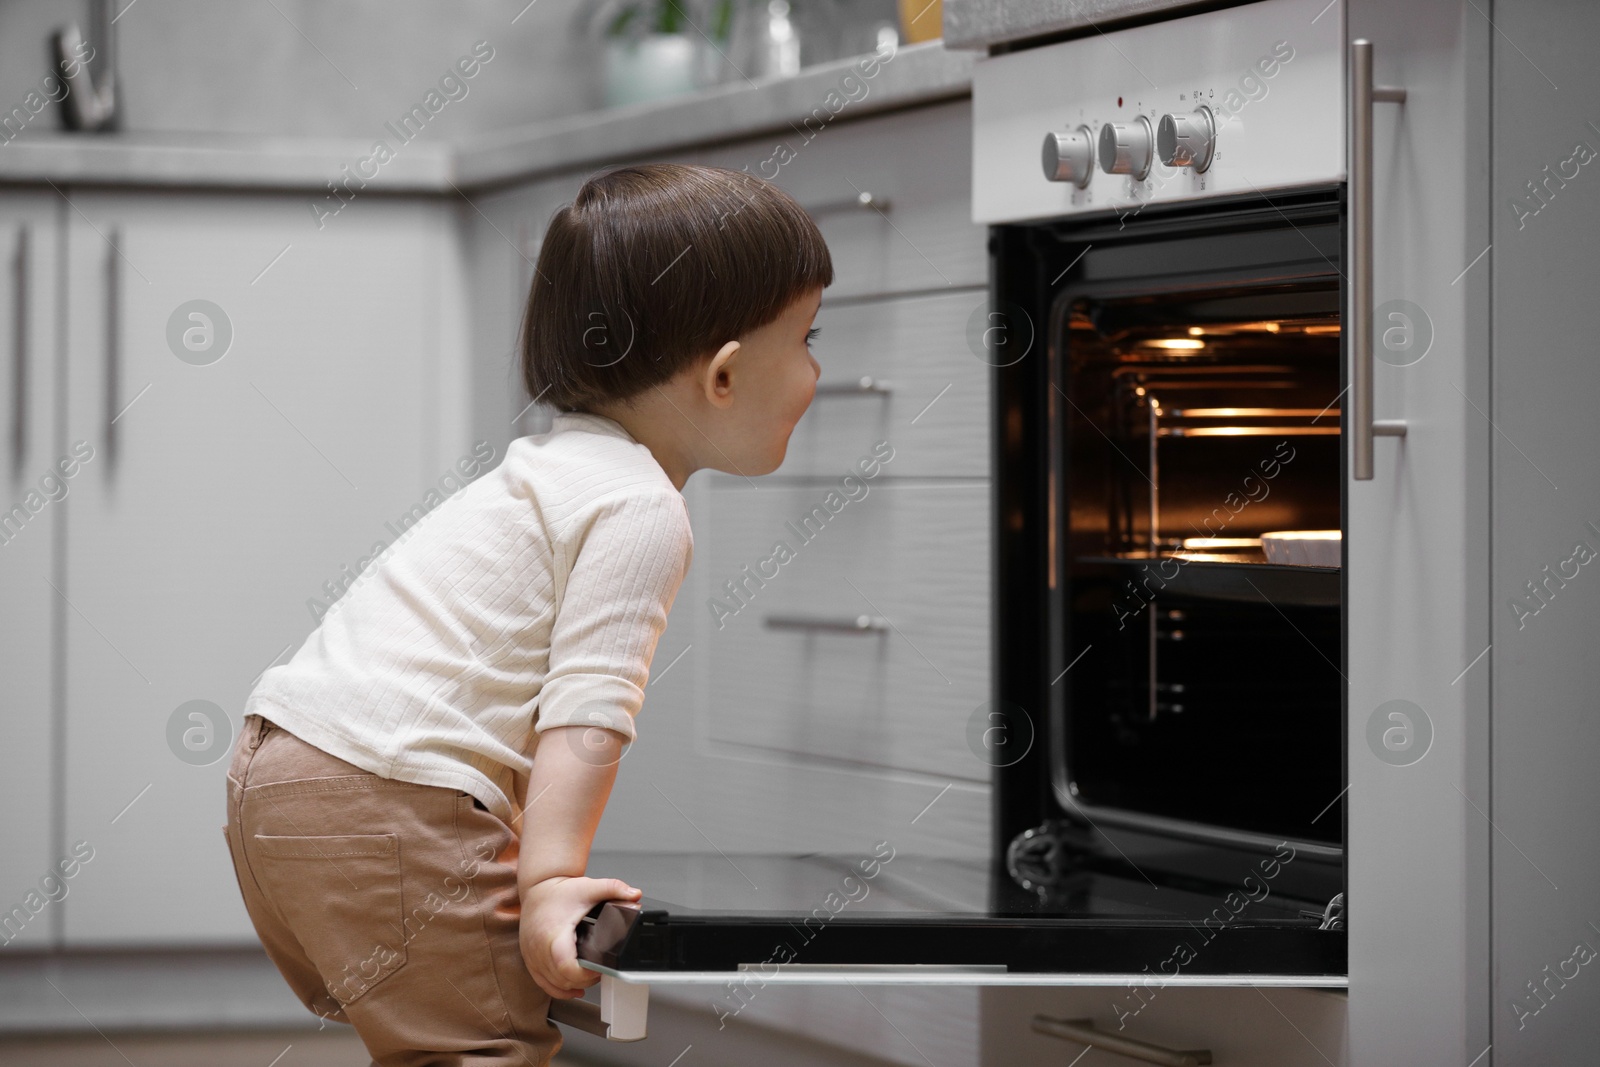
[[0, 1030, 598, 1066]]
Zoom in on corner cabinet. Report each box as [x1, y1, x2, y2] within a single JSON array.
[[51, 189, 466, 945]]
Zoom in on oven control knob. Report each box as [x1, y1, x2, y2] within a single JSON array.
[[1157, 106, 1216, 172], [1041, 126, 1095, 187], [1098, 115, 1154, 180]]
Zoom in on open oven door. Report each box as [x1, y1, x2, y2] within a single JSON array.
[[552, 839, 1345, 1042]]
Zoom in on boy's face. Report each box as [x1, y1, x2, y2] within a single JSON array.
[[711, 286, 823, 476]]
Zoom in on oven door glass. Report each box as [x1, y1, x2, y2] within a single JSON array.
[[569, 193, 1347, 988]]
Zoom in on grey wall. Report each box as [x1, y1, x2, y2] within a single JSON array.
[[0, 0, 596, 139]]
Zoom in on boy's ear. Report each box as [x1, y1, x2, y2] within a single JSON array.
[[701, 340, 740, 410]]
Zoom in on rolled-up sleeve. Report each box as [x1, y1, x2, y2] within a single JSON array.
[[533, 487, 694, 742]]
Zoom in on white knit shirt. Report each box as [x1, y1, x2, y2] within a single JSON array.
[[243, 411, 694, 826]]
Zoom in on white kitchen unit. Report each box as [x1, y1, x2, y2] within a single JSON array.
[[0, 191, 63, 951], [52, 190, 468, 944]]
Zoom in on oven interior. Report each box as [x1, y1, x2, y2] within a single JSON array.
[[1056, 282, 1345, 848]]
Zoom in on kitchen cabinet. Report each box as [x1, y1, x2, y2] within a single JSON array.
[[470, 102, 994, 1066], [703, 480, 990, 779], [475, 166, 992, 859], [0, 191, 63, 951], [54, 189, 466, 945], [980, 985, 1348, 1065], [658, 97, 986, 302], [1344, 0, 1495, 1060], [461, 174, 576, 441], [786, 291, 992, 479]]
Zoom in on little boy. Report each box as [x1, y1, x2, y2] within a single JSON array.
[[223, 162, 831, 1065]]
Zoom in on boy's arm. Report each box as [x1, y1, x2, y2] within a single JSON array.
[[514, 722, 641, 1000], [514, 487, 692, 999], [516, 723, 624, 888]]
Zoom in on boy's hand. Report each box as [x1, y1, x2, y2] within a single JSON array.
[[519, 875, 643, 1000]]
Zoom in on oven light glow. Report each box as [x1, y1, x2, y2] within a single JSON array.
[[1181, 537, 1263, 550], [1142, 338, 1206, 351], [1199, 321, 1282, 334]]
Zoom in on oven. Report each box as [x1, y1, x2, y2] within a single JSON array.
[[554, 0, 1366, 1043], [976, 0, 1350, 979]]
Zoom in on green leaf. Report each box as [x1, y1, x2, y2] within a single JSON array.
[[711, 0, 733, 38], [659, 0, 685, 34]]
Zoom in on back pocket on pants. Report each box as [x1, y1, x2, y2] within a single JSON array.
[[251, 832, 406, 1006]]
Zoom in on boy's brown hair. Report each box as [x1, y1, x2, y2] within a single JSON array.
[[520, 163, 834, 413]]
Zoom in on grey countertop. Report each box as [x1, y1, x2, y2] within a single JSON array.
[[0, 42, 975, 196], [0, 131, 455, 194], [455, 40, 975, 191], [941, 0, 1222, 50]]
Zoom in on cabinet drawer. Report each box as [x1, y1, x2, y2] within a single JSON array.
[[982, 985, 1348, 1066], [664, 98, 986, 299], [703, 480, 989, 780], [762, 289, 991, 480]]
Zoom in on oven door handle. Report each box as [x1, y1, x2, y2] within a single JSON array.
[[1350, 38, 1408, 481]]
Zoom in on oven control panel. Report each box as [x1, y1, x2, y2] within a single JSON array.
[[972, 0, 1344, 224]]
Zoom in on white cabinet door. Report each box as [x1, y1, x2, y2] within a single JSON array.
[[465, 174, 581, 442], [60, 190, 450, 945], [658, 99, 988, 302], [1346, 1, 1494, 1061], [982, 985, 1348, 1066], [0, 191, 63, 950]]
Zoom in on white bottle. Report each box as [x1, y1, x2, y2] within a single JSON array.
[[757, 0, 801, 78]]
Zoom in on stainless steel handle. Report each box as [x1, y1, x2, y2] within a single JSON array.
[[1350, 39, 1408, 481], [11, 226, 27, 473], [104, 228, 120, 467], [764, 614, 888, 635], [813, 375, 892, 397], [805, 191, 890, 217], [1032, 1015, 1212, 1066]]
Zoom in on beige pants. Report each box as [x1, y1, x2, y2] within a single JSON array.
[[223, 713, 562, 1065]]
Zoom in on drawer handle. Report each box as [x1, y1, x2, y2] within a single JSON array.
[[11, 225, 27, 473], [814, 376, 892, 397], [764, 614, 889, 635], [805, 190, 890, 217], [1031, 1015, 1212, 1066], [104, 227, 121, 469]]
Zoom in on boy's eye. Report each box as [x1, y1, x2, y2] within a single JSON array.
[[806, 327, 821, 346]]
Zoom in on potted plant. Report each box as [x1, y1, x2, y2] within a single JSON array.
[[589, 0, 736, 107]]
